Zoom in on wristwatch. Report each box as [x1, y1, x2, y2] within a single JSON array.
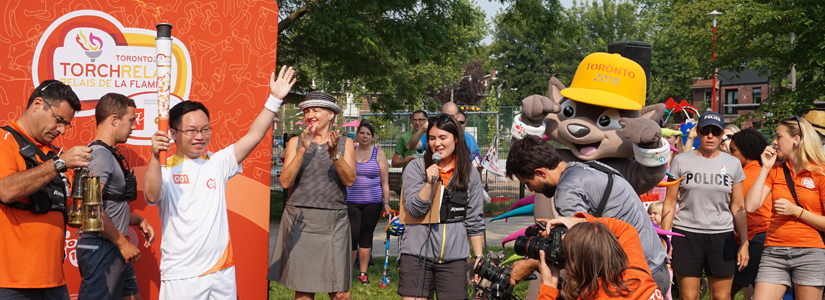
[[53, 158, 67, 173], [474, 255, 484, 259], [331, 152, 342, 161]]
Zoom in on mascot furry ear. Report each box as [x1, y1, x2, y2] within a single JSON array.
[[511, 52, 669, 194]]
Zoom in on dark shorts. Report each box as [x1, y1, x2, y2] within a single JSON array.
[[733, 232, 766, 288], [397, 254, 467, 300], [0, 286, 69, 300], [671, 229, 737, 278], [77, 237, 139, 300]]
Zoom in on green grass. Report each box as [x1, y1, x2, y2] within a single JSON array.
[[268, 246, 531, 300]]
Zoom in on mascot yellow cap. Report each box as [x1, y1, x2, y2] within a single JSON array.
[[560, 52, 646, 111]]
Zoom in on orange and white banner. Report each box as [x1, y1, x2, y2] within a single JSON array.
[[3, 3, 279, 299]]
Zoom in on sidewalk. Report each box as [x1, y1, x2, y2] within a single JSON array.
[[268, 215, 536, 259]]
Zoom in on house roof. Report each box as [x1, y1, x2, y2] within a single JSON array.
[[690, 79, 713, 89], [719, 69, 769, 86]]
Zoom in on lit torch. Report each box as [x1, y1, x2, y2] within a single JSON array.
[[155, 23, 173, 166]]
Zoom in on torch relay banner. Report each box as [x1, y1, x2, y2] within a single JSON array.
[[2, 2, 280, 299]]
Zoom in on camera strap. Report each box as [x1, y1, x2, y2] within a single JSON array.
[[584, 161, 616, 217], [781, 162, 825, 245]]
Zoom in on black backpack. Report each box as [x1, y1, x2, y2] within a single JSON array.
[[87, 140, 138, 201]]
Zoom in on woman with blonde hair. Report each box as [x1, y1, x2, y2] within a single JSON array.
[[721, 124, 742, 154], [745, 116, 825, 300]]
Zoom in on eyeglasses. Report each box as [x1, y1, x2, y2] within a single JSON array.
[[698, 126, 723, 136], [42, 100, 73, 130], [411, 118, 427, 123], [173, 127, 213, 136]]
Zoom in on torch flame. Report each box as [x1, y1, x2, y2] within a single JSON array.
[[75, 30, 103, 51]]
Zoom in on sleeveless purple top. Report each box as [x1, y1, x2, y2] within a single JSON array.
[[346, 146, 383, 204]]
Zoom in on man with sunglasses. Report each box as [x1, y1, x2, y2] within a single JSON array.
[[77, 93, 155, 300], [144, 67, 295, 299], [406, 102, 482, 161], [0, 80, 89, 299]]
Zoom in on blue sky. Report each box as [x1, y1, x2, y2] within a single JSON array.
[[477, 0, 576, 45]]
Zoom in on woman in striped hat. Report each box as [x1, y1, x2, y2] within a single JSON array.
[[268, 91, 357, 300]]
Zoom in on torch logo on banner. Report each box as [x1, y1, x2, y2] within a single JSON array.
[[75, 30, 103, 62]]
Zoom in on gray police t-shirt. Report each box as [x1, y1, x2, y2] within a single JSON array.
[[554, 161, 667, 273], [79, 145, 130, 239], [671, 150, 745, 234]]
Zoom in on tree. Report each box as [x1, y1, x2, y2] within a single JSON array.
[[276, 0, 487, 115], [489, 0, 695, 106], [669, 0, 823, 132], [488, 0, 570, 107]]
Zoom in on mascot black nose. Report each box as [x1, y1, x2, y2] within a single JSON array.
[[567, 124, 590, 138]]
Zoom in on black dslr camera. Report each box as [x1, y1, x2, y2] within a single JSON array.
[[472, 259, 515, 300], [514, 225, 567, 269]]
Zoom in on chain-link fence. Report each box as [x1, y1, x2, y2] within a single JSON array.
[[270, 106, 536, 221]]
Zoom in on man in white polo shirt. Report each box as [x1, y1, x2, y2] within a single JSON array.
[[144, 66, 296, 299]]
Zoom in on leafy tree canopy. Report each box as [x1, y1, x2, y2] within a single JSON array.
[[276, 0, 487, 116]]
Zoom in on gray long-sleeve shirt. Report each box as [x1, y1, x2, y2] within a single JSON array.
[[554, 161, 667, 273], [400, 158, 485, 262]]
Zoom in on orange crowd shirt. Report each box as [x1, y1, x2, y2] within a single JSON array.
[[0, 121, 66, 288], [538, 213, 664, 300], [742, 160, 773, 240], [763, 162, 825, 248]]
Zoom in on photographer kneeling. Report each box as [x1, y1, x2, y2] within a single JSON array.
[[506, 135, 669, 294], [536, 214, 664, 300]]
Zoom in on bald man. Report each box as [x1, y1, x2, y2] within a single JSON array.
[[406, 102, 481, 161]]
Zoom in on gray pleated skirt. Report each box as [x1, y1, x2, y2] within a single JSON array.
[[268, 205, 352, 293]]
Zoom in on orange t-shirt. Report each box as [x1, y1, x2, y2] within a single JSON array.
[[763, 162, 825, 248], [742, 160, 773, 240], [0, 121, 66, 288], [439, 160, 455, 187], [537, 213, 663, 300]]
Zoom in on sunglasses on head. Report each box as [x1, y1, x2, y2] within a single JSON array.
[[788, 116, 804, 138], [721, 134, 733, 142], [698, 126, 723, 136], [429, 115, 453, 124]]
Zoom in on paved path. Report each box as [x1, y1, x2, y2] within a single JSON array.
[[268, 215, 535, 259]]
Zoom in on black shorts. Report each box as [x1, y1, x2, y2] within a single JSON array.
[[671, 229, 737, 278], [0, 286, 69, 300], [397, 254, 467, 300], [733, 232, 766, 287]]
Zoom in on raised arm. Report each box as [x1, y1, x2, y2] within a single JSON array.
[[746, 146, 776, 213], [234, 66, 296, 164], [407, 125, 427, 150], [279, 134, 307, 189], [144, 131, 168, 204], [329, 133, 356, 187]]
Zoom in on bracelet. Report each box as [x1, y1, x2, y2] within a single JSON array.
[[797, 209, 805, 219], [264, 94, 283, 113]]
